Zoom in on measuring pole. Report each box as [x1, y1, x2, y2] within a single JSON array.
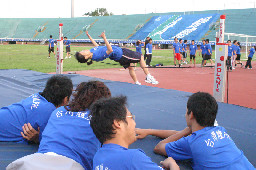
[[213, 15, 228, 102], [56, 23, 63, 74]]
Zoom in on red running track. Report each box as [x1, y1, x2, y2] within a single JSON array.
[[60, 62, 256, 109]]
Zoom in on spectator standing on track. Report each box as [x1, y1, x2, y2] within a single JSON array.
[[146, 38, 153, 66], [173, 37, 181, 67], [203, 39, 214, 67], [189, 40, 197, 67], [235, 42, 242, 67], [144, 37, 150, 64], [200, 40, 207, 67], [227, 40, 233, 70], [48, 35, 55, 58], [245, 46, 256, 69], [64, 37, 71, 59], [231, 40, 238, 70]]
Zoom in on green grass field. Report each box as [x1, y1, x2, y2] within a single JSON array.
[[0, 44, 250, 73]]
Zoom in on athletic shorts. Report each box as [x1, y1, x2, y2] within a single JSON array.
[[66, 46, 71, 53], [204, 54, 211, 60], [236, 54, 241, 60], [48, 47, 54, 53], [118, 48, 141, 69], [175, 53, 181, 60], [202, 54, 206, 59], [190, 55, 195, 60], [181, 52, 187, 58]]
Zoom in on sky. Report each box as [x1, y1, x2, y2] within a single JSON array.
[[1, 0, 255, 18]]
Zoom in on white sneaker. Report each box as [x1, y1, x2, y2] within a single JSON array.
[[232, 67, 235, 70], [65, 56, 68, 59], [145, 75, 159, 84], [69, 56, 71, 58], [135, 82, 141, 85]]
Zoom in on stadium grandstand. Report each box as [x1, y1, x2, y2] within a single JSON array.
[[0, 8, 256, 46]]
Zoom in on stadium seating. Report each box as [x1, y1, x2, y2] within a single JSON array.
[[0, 8, 255, 43]]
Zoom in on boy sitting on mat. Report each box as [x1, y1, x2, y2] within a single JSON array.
[[75, 31, 158, 85], [136, 92, 254, 169]]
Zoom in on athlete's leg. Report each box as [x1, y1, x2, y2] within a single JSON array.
[[128, 65, 138, 83], [140, 55, 150, 75]]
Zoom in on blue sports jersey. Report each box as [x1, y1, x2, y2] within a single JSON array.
[[183, 43, 187, 52], [190, 44, 197, 55], [136, 44, 144, 54], [49, 38, 55, 47], [38, 106, 101, 169], [248, 47, 255, 58], [228, 45, 233, 56], [65, 40, 71, 47], [146, 43, 153, 54], [231, 44, 237, 55], [0, 93, 56, 143], [93, 144, 163, 170], [206, 44, 212, 55], [165, 126, 254, 170], [173, 42, 180, 53], [200, 44, 207, 54], [237, 46, 241, 55], [90, 46, 123, 61]]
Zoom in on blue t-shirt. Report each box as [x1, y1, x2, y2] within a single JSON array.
[[90, 46, 123, 61], [248, 47, 255, 58], [206, 44, 212, 55], [173, 42, 180, 53], [228, 45, 233, 56], [136, 44, 144, 54], [231, 44, 237, 55], [146, 43, 153, 54], [49, 38, 54, 47], [0, 93, 56, 143], [64, 40, 71, 47], [38, 106, 101, 169], [93, 144, 163, 170], [190, 44, 197, 55], [165, 126, 254, 170], [237, 46, 241, 55], [200, 44, 207, 54]]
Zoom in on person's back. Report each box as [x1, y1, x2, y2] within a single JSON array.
[[38, 106, 100, 169], [0, 75, 73, 143], [90, 45, 123, 61], [94, 143, 162, 170], [166, 125, 254, 169]]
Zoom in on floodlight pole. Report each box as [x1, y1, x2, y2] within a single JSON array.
[[213, 15, 228, 102], [56, 23, 63, 74]]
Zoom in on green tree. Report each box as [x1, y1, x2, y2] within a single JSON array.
[[84, 8, 113, 16]]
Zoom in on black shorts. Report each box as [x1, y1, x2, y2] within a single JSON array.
[[236, 54, 241, 60], [66, 46, 71, 53], [48, 47, 54, 53], [119, 48, 141, 69], [204, 54, 212, 60], [202, 54, 206, 59], [181, 52, 186, 58], [190, 55, 195, 60]]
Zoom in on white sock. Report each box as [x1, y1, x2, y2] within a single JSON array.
[[146, 74, 151, 78]]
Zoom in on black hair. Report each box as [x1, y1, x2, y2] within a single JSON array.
[[90, 96, 128, 144], [192, 40, 195, 42], [41, 75, 73, 107], [64, 37, 67, 39], [187, 92, 218, 127], [136, 40, 140, 46], [233, 40, 237, 44], [184, 40, 187, 43], [254, 46, 256, 50], [149, 38, 152, 41], [179, 39, 182, 42], [174, 37, 177, 40], [237, 42, 241, 48], [206, 39, 209, 43], [50, 35, 52, 38], [75, 52, 93, 65], [227, 40, 231, 43], [202, 39, 205, 42]]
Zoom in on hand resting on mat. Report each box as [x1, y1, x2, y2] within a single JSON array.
[[21, 123, 40, 143]]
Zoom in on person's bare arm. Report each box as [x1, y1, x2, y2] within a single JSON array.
[[136, 128, 179, 139], [21, 123, 40, 143], [86, 31, 99, 47], [99, 32, 113, 55], [161, 157, 180, 170], [154, 127, 192, 156]]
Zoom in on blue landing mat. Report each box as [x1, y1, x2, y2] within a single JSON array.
[[0, 69, 255, 169]]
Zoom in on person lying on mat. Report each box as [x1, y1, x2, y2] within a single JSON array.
[[90, 96, 179, 170], [136, 92, 254, 169], [75, 31, 158, 85], [0, 75, 73, 144], [7, 81, 111, 170]]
